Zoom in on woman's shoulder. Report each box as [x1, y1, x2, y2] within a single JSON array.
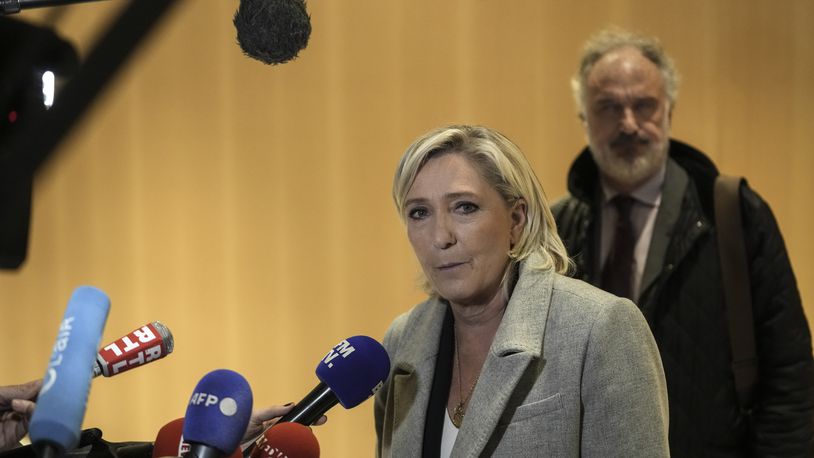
[[383, 298, 444, 351], [547, 273, 643, 323], [542, 274, 656, 357]]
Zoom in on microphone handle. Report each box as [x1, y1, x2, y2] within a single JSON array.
[[242, 382, 338, 458], [2, 0, 108, 14], [33, 442, 63, 458], [277, 381, 339, 425], [186, 443, 224, 458]]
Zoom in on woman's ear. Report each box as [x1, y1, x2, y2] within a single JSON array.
[[509, 198, 527, 245]]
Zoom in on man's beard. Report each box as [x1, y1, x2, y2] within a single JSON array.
[[589, 132, 669, 190]]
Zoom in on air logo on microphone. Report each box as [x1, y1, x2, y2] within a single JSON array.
[[98, 324, 164, 375], [189, 392, 239, 416], [41, 316, 75, 394], [322, 339, 356, 369]]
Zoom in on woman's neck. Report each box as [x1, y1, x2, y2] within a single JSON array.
[[449, 263, 517, 338], [449, 290, 508, 360]]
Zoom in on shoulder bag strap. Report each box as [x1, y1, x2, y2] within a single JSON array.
[[714, 174, 758, 412]]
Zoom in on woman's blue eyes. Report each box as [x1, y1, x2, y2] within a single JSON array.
[[456, 202, 479, 214], [407, 208, 428, 220], [406, 202, 479, 220]]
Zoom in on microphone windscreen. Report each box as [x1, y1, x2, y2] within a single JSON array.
[[183, 369, 253, 455], [153, 417, 243, 458], [250, 423, 319, 458], [233, 0, 311, 65], [29, 286, 111, 452], [153, 418, 185, 458], [316, 335, 390, 409]]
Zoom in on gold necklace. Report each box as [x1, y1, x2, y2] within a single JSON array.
[[451, 326, 479, 428]]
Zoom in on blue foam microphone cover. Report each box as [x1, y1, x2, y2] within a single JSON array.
[[315, 335, 390, 408], [183, 369, 253, 455], [29, 286, 111, 453]]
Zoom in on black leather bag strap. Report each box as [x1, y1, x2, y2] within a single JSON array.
[[714, 175, 758, 412]]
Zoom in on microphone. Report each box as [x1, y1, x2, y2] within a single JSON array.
[[29, 286, 111, 458], [183, 369, 253, 458], [153, 418, 241, 458], [93, 321, 174, 378], [152, 418, 186, 458], [233, 0, 311, 65], [277, 335, 390, 425], [1, 0, 109, 15], [250, 423, 319, 458]]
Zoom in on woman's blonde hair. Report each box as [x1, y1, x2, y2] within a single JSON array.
[[393, 125, 571, 295]]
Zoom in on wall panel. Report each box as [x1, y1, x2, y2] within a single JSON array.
[[2, 1, 811, 454]]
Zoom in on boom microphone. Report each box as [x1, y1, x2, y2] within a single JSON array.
[[93, 321, 174, 378], [278, 335, 390, 425], [233, 0, 311, 65], [250, 423, 319, 458], [1, 0, 109, 15], [183, 369, 253, 458], [29, 286, 111, 458]]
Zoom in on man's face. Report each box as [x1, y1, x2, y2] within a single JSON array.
[[582, 46, 672, 193]]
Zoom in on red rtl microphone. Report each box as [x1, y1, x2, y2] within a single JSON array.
[[250, 423, 319, 458], [94, 321, 174, 377], [152, 417, 242, 458]]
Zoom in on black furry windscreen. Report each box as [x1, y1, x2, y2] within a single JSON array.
[[234, 0, 312, 66]]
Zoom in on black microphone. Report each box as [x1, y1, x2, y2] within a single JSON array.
[[277, 336, 390, 425], [242, 336, 389, 458], [233, 0, 311, 65]]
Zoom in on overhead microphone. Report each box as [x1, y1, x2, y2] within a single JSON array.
[[183, 369, 253, 458], [93, 321, 174, 378], [233, 0, 311, 65], [29, 286, 111, 458]]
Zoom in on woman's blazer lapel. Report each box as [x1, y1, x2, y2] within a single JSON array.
[[452, 263, 554, 457], [386, 302, 447, 454]]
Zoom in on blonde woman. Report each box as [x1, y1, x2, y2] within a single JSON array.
[[375, 125, 669, 457]]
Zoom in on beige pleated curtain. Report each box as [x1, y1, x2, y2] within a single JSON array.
[[2, 1, 812, 455]]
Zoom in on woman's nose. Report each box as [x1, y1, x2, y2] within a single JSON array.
[[432, 215, 456, 249]]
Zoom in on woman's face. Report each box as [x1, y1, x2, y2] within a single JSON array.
[[403, 153, 525, 308]]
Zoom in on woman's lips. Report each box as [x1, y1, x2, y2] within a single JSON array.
[[438, 261, 467, 271]]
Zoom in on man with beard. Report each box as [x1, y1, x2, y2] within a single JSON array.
[[553, 28, 814, 457]]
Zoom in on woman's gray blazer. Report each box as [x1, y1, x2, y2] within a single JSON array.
[[375, 255, 669, 457]]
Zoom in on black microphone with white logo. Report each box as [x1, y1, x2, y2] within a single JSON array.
[[242, 336, 390, 457]]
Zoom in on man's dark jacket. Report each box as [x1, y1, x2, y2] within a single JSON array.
[[552, 139, 814, 457]]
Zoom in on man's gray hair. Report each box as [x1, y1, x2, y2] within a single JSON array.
[[571, 27, 680, 113]]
